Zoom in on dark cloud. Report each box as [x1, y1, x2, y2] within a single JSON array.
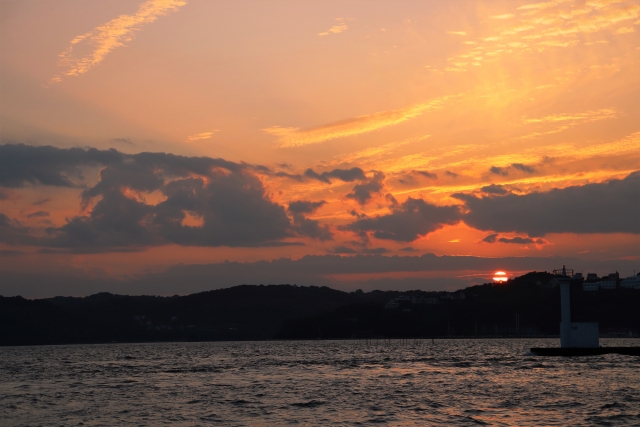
[[349, 210, 368, 219], [385, 193, 398, 205], [332, 246, 358, 254], [400, 247, 419, 252], [481, 184, 509, 195], [456, 172, 640, 236], [398, 170, 437, 186], [1, 145, 299, 250], [482, 233, 498, 243], [0, 249, 24, 257], [291, 217, 333, 241], [4, 252, 636, 298], [288, 201, 331, 241], [304, 167, 366, 184], [275, 171, 303, 181], [489, 166, 509, 176], [445, 171, 459, 178], [0, 214, 36, 246], [511, 163, 535, 173], [288, 200, 326, 214], [482, 234, 546, 244], [26, 211, 50, 219], [33, 198, 52, 206], [416, 170, 438, 180], [331, 246, 389, 254], [498, 236, 546, 244], [346, 172, 385, 205], [0, 143, 123, 188], [362, 247, 390, 254], [489, 163, 536, 176], [111, 138, 134, 145], [0, 189, 9, 200], [344, 197, 462, 241]]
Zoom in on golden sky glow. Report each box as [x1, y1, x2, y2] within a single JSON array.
[[1, 0, 639, 296]]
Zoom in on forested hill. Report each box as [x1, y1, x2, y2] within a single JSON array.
[[1, 272, 639, 346]]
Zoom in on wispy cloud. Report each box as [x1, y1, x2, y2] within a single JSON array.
[[443, 0, 640, 73], [336, 135, 430, 164], [492, 14, 515, 19], [186, 131, 219, 142], [514, 108, 616, 140], [522, 109, 616, 124], [52, 0, 186, 82], [264, 97, 449, 148], [318, 18, 348, 36], [447, 31, 467, 36]]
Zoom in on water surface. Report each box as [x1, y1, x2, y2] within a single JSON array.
[[1, 339, 639, 426]]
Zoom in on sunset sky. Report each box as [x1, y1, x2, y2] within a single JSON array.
[[1, 0, 639, 297]]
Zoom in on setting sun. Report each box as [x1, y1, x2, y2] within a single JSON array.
[[493, 271, 508, 283]]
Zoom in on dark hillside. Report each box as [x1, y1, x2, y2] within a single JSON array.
[[0, 285, 354, 345], [1, 273, 639, 346]]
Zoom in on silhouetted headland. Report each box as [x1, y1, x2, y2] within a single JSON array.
[[2, 271, 639, 346]]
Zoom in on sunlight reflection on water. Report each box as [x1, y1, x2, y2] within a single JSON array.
[[1, 339, 639, 426]]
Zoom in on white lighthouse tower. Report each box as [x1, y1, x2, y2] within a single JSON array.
[[553, 265, 599, 348]]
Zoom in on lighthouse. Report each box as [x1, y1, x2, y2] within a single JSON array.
[[554, 265, 599, 348]]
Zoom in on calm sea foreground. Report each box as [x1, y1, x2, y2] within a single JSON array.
[[1, 339, 639, 426]]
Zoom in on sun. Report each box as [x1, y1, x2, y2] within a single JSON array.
[[493, 271, 508, 283]]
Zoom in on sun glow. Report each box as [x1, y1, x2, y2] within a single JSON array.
[[493, 271, 508, 283]]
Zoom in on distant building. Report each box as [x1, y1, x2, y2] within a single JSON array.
[[412, 297, 439, 304], [621, 273, 640, 289], [583, 282, 599, 291], [582, 272, 600, 291], [600, 279, 617, 290], [599, 272, 619, 290]]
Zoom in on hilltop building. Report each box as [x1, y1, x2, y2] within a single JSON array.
[[621, 273, 640, 289]]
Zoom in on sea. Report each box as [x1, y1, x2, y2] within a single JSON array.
[[1, 338, 639, 426]]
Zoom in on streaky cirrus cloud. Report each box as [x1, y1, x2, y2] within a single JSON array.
[[263, 97, 449, 148], [513, 109, 617, 140], [52, 0, 186, 82], [443, 0, 640, 73]]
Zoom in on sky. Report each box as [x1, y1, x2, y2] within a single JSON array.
[[1, 0, 639, 297]]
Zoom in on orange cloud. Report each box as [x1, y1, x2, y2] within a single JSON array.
[[514, 108, 616, 140], [318, 18, 348, 36], [52, 0, 186, 82], [444, 0, 640, 72], [186, 130, 220, 142], [264, 97, 449, 148]]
